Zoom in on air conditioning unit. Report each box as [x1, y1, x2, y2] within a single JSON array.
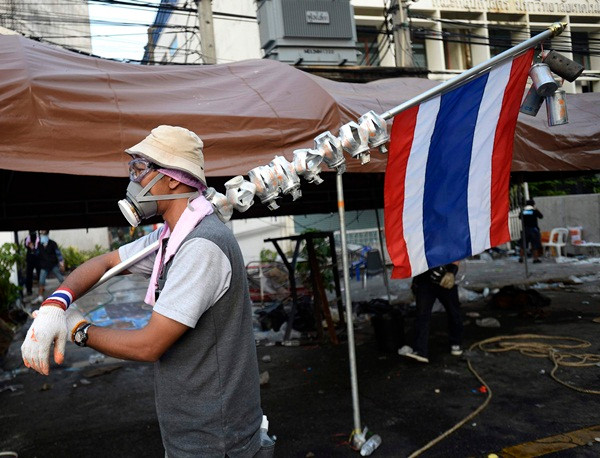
[[257, 0, 359, 65]]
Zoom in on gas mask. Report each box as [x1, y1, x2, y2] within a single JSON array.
[[117, 173, 199, 227]]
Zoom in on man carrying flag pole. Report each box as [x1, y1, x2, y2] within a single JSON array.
[[383, 23, 566, 280]]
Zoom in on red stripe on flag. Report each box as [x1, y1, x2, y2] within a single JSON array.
[[384, 106, 419, 279], [490, 49, 534, 247]]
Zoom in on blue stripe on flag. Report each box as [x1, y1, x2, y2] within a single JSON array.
[[422, 73, 490, 268]]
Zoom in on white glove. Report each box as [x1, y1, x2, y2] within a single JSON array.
[[21, 306, 67, 375], [65, 305, 88, 343], [439, 272, 455, 289]]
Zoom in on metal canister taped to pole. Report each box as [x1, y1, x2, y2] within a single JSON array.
[[546, 89, 568, 126]]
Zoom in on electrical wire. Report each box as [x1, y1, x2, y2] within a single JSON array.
[[3, 0, 600, 66], [408, 333, 600, 457]]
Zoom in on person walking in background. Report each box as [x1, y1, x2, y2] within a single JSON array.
[[398, 262, 463, 363], [33, 230, 65, 303], [23, 230, 40, 298], [519, 199, 544, 264]]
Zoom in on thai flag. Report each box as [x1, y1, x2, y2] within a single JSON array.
[[384, 49, 533, 279]]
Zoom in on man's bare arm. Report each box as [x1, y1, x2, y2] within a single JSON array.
[[60, 250, 125, 299]]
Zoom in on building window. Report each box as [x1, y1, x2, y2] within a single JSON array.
[[489, 28, 512, 57], [411, 29, 427, 68], [581, 82, 594, 93], [443, 28, 472, 70], [356, 26, 381, 66], [169, 36, 178, 57], [572, 32, 590, 70]]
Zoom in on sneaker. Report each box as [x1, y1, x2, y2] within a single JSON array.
[[518, 258, 523, 263], [533, 259, 542, 264], [31, 295, 44, 304], [451, 345, 463, 356], [398, 345, 429, 363]]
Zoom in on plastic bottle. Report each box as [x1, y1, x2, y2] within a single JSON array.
[[260, 415, 275, 448], [360, 434, 382, 456]]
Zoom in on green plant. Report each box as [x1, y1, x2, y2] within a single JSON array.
[[260, 248, 278, 263], [528, 176, 600, 197], [60, 245, 109, 271], [109, 226, 148, 250], [0, 243, 25, 313]]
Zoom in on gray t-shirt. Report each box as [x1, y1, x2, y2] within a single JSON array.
[[119, 229, 232, 327]]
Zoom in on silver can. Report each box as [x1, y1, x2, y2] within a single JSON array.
[[519, 85, 544, 116], [546, 89, 568, 126], [529, 63, 558, 97]]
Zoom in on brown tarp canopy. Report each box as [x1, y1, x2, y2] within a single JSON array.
[[1, 35, 599, 230]]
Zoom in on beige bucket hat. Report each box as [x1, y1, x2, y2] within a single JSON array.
[[126, 125, 206, 185]]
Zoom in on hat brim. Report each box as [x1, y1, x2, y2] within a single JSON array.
[[126, 144, 206, 186]]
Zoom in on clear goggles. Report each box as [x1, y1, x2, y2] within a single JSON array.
[[128, 157, 157, 183]]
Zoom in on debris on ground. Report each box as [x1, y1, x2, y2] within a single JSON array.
[[489, 285, 551, 310], [83, 364, 122, 378], [458, 287, 482, 302], [282, 340, 300, 347], [0, 367, 29, 382], [259, 371, 270, 386], [88, 353, 106, 365], [476, 318, 501, 328], [0, 384, 23, 394]]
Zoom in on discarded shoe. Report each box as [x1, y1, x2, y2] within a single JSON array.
[[398, 345, 429, 363], [451, 345, 463, 356]]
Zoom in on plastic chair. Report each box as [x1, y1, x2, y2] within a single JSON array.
[[362, 249, 384, 288], [542, 228, 569, 258]]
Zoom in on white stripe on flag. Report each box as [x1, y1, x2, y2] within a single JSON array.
[[403, 97, 440, 275], [468, 61, 512, 255]]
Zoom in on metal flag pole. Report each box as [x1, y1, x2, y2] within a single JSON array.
[[380, 22, 566, 121], [93, 240, 160, 289], [336, 172, 362, 441]]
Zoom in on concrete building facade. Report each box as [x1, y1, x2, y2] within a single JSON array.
[[146, 0, 598, 94], [399, 0, 600, 93]]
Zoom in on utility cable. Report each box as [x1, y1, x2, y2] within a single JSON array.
[[408, 333, 600, 457]]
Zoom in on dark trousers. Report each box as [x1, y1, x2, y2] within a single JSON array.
[[25, 258, 40, 295], [412, 282, 463, 357]]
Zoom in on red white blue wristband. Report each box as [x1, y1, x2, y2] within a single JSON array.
[[41, 288, 76, 311]]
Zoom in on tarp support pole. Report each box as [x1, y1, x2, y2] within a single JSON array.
[[517, 176, 530, 278], [374, 209, 392, 303], [336, 173, 362, 437], [380, 22, 566, 121]]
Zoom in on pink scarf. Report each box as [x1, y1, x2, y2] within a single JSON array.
[[145, 195, 214, 306]]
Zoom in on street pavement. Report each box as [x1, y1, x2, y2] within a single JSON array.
[[1, 254, 599, 457]]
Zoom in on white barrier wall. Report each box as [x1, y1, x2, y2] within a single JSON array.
[[536, 194, 600, 243], [15, 228, 110, 251]]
